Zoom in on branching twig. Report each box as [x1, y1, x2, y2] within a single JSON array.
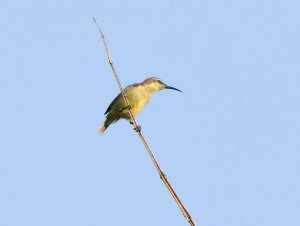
[[93, 17, 196, 226]]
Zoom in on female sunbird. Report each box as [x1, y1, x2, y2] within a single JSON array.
[[99, 77, 182, 134]]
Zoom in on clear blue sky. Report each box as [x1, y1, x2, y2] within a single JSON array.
[[1, 0, 299, 225]]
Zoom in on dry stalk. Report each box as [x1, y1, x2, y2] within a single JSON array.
[[93, 17, 196, 226]]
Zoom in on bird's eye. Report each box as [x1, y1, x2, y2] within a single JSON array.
[[157, 80, 162, 84]]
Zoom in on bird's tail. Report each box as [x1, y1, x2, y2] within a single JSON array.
[[98, 117, 115, 135], [98, 124, 107, 135]]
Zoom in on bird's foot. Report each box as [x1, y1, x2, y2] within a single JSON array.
[[134, 125, 141, 132], [160, 172, 167, 179], [119, 105, 132, 112]]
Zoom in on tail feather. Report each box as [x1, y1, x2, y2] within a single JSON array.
[[98, 124, 107, 135], [99, 116, 119, 135], [98, 117, 114, 135]]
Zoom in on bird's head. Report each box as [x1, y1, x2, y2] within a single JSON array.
[[142, 77, 183, 93]]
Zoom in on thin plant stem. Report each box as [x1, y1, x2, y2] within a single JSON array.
[[93, 17, 196, 226]]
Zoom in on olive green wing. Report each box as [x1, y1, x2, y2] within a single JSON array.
[[104, 84, 140, 115], [104, 93, 122, 115]]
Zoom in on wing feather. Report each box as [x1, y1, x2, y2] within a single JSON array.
[[104, 83, 141, 115], [104, 93, 121, 115]]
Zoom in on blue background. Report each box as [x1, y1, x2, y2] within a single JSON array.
[[1, 0, 299, 225]]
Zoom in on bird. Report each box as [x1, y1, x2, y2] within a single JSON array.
[[99, 77, 182, 134]]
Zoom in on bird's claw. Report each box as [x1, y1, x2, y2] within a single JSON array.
[[160, 172, 167, 179], [134, 125, 141, 132], [119, 105, 132, 112]]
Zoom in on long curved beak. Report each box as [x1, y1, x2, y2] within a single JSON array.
[[165, 85, 183, 93]]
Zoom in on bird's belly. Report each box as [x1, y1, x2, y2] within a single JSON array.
[[118, 88, 153, 119], [130, 98, 149, 116]]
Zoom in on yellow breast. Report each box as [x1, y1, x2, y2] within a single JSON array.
[[125, 85, 153, 116]]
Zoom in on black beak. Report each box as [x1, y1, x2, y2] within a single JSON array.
[[165, 85, 183, 93]]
